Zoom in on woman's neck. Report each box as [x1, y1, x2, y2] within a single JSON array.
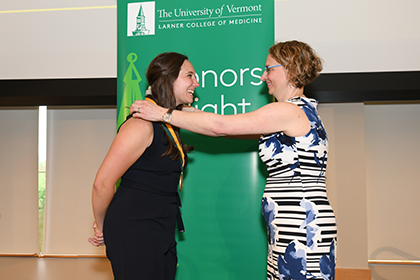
[[278, 87, 305, 102]]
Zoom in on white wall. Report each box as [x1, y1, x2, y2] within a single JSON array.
[[1, 0, 419, 79], [274, 0, 420, 73], [0, 1, 117, 79]]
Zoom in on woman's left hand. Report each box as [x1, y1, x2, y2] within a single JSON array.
[[130, 99, 167, 122], [88, 221, 104, 247]]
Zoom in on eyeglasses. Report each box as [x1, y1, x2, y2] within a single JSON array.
[[265, 64, 282, 72]]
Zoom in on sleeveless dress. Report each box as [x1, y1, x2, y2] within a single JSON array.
[[259, 97, 337, 280], [103, 120, 187, 280]]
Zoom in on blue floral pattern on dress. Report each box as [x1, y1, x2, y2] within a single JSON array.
[[264, 133, 296, 162], [277, 239, 336, 280], [320, 241, 336, 280], [300, 99, 328, 148], [277, 241, 307, 280], [299, 99, 328, 180], [264, 132, 299, 183], [299, 199, 321, 250], [262, 197, 277, 247], [262, 98, 329, 181]]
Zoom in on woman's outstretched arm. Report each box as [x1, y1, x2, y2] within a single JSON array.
[[130, 99, 310, 138]]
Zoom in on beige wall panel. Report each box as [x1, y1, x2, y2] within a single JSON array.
[[43, 108, 116, 256], [0, 109, 40, 254], [364, 104, 420, 261], [318, 103, 369, 269]]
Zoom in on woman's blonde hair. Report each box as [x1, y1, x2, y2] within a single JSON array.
[[269, 40, 323, 88]]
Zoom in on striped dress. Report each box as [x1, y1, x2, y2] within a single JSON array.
[[259, 97, 337, 280]]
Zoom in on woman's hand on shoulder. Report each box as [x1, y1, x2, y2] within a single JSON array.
[[130, 99, 167, 122]]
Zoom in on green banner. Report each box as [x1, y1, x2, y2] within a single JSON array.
[[117, 1, 274, 278]]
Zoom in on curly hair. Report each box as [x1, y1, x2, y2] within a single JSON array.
[[268, 40, 323, 88]]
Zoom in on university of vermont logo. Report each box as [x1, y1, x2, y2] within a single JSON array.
[[127, 2, 155, 36]]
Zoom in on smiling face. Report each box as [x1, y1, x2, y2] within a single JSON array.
[[260, 54, 290, 101], [173, 60, 199, 106]]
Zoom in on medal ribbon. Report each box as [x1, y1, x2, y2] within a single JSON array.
[[146, 97, 185, 191]]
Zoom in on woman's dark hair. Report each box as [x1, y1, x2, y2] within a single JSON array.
[[269, 40, 323, 88], [146, 52, 194, 159]]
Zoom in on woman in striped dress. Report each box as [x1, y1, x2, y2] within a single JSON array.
[[130, 40, 337, 280], [260, 95, 337, 280]]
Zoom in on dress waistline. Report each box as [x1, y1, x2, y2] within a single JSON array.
[[119, 178, 185, 232]]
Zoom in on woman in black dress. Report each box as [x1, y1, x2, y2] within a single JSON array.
[[88, 52, 199, 280]]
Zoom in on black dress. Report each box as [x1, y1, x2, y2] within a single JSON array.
[[103, 120, 187, 280]]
